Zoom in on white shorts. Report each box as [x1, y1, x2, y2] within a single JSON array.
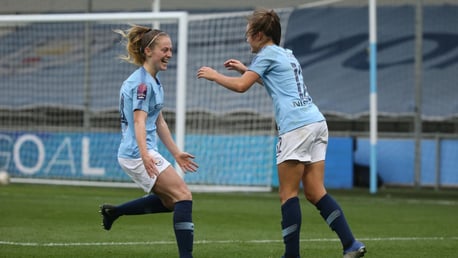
[[276, 121, 328, 165], [118, 150, 171, 193]]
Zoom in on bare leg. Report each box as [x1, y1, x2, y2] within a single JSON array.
[[301, 160, 327, 204]]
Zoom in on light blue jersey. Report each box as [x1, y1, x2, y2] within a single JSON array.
[[248, 45, 325, 135], [118, 67, 164, 159]]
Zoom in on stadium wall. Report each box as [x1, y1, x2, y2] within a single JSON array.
[[355, 138, 458, 187], [0, 131, 353, 188], [1, 131, 457, 188]]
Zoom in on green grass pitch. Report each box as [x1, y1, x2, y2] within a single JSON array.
[[1, 183, 457, 257]]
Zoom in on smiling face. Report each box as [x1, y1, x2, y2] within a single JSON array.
[[144, 35, 173, 76]]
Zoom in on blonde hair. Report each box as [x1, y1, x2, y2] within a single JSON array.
[[115, 25, 168, 66]]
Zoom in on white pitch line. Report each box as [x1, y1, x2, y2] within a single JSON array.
[[1, 237, 457, 247]]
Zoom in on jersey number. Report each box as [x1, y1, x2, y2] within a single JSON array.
[[291, 62, 309, 100]]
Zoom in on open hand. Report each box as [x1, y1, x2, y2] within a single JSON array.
[[197, 66, 218, 81], [223, 59, 247, 74], [175, 152, 199, 173]]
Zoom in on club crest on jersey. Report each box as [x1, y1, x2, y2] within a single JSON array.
[[155, 157, 164, 167], [137, 83, 147, 100]]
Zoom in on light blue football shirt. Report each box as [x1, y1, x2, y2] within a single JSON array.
[[118, 67, 164, 159], [248, 45, 325, 135]]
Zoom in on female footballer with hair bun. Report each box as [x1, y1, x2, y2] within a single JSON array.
[[100, 25, 198, 258], [197, 9, 366, 258]]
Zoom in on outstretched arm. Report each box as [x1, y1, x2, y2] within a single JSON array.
[[197, 60, 260, 93], [224, 59, 264, 85]]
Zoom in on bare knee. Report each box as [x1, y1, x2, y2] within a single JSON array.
[[304, 191, 318, 204], [303, 188, 326, 205], [158, 188, 192, 210], [176, 186, 192, 201], [160, 197, 175, 210], [279, 188, 299, 204]]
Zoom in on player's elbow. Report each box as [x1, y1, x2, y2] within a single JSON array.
[[155, 117, 168, 130], [233, 87, 247, 93], [231, 71, 257, 92], [232, 82, 251, 93]]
